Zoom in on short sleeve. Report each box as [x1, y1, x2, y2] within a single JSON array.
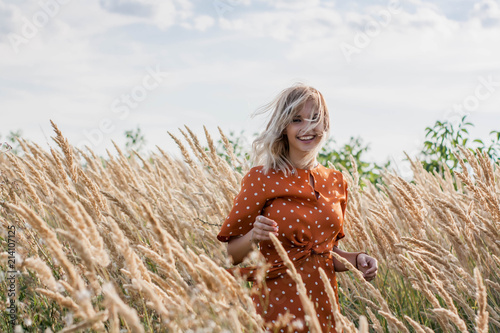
[[217, 167, 267, 242], [333, 175, 348, 246]]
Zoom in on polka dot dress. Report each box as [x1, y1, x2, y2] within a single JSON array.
[[217, 164, 349, 333]]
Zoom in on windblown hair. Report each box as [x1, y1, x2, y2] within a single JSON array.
[[251, 83, 330, 176]]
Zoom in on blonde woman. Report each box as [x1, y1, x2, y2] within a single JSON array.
[[217, 83, 378, 332]]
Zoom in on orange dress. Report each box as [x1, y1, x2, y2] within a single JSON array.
[[217, 164, 348, 333]]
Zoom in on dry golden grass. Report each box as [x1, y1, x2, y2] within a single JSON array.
[[0, 123, 498, 332]]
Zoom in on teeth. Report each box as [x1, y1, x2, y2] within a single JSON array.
[[298, 136, 314, 141]]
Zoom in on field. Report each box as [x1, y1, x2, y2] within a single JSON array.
[[0, 122, 499, 332]]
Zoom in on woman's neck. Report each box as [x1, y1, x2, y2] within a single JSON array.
[[289, 158, 319, 170]]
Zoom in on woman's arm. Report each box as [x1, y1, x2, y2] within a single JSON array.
[[332, 246, 378, 281], [227, 230, 256, 265], [331, 246, 359, 272], [227, 215, 278, 265]]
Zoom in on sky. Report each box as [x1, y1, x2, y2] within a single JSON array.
[[0, 0, 499, 178]]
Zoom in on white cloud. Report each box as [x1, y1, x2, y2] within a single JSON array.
[[470, 0, 500, 27], [181, 14, 215, 31], [261, 0, 321, 10], [98, 0, 195, 30], [0, 0, 499, 164], [219, 5, 342, 42]]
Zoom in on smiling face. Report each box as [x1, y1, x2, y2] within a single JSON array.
[[284, 99, 325, 168]]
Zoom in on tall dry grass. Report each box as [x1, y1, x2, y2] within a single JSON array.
[[0, 123, 498, 332]]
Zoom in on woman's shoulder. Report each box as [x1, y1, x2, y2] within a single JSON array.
[[244, 165, 283, 180], [318, 164, 345, 182], [241, 165, 266, 183]]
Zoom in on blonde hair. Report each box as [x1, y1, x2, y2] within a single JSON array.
[[250, 83, 330, 176]]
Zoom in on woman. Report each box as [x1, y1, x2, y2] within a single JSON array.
[[217, 83, 378, 332]]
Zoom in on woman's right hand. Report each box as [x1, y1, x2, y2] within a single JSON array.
[[251, 215, 279, 244]]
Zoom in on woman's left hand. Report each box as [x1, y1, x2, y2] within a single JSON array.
[[356, 253, 378, 282]]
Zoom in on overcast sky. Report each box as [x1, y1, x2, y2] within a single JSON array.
[[1, 0, 499, 177]]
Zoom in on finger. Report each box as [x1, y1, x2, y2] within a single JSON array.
[[364, 270, 376, 277], [258, 230, 278, 238], [365, 267, 377, 275], [262, 232, 278, 241], [364, 270, 377, 277], [259, 224, 277, 232], [254, 230, 269, 240], [257, 215, 278, 226], [363, 272, 375, 280], [358, 254, 368, 268], [255, 220, 278, 232]]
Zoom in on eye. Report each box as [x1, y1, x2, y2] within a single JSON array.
[[292, 118, 301, 123]]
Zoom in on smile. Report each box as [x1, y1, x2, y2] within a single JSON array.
[[298, 135, 316, 141]]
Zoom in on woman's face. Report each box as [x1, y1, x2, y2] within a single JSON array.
[[284, 99, 324, 162]]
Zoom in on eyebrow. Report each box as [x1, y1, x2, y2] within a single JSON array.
[[293, 113, 319, 118]]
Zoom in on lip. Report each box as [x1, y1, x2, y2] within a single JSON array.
[[297, 135, 316, 143]]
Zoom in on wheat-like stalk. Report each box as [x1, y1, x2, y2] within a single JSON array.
[[0, 123, 498, 332], [270, 233, 322, 332]]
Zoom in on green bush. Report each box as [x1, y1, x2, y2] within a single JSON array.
[[420, 115, 500, 176]]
